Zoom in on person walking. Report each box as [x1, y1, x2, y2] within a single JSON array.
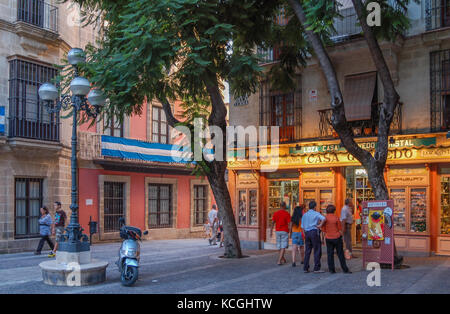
[[322, 205, 352, 274], [270, 202, 291, 265], [301, 200, 326, 273], [34, 206, 54, 255], [218, 219, 224, 248], [340, 199, 354, 258], [208, 205, 218, 246], [48, 201, 67, 258], [290, 204, 305, 267]]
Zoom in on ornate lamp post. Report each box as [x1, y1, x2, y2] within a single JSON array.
[[38, 49, 108, 286]]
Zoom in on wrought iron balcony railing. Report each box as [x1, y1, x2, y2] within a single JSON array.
[[426, 0, 450, 31], [8, 116, 60, 142], [318, 103, 403, 138], [17, 0, 58, 33]]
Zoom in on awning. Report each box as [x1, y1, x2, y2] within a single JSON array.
[[344, 72, 377, 121]]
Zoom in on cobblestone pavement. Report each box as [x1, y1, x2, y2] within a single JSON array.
[[0, 238, 449, 294]]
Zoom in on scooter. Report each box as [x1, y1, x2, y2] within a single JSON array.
[[116, 217, 148, 286]]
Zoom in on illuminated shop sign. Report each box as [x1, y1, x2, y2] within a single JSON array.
[[290, 137, 437, 155]]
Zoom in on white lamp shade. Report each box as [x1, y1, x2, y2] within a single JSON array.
[[68, 48, 86, 66], [38, 83, 58, 101], [87, 89, 106, 107], [70, 77, 91, 96]]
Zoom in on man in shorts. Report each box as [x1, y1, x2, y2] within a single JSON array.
[[49, 201, 67, 258], [270, 202, 291, 265]]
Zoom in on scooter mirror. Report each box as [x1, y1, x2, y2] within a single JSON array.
[[143, 230, 149, 235], [118, 217, 125, 227]]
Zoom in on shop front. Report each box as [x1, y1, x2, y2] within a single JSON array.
[[227, 133, 450, 256]]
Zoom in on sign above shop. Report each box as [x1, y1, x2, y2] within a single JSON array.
[[289, 137, 437, 155]]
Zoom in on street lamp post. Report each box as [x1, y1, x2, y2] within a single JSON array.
[[39, 48, 106, 255]]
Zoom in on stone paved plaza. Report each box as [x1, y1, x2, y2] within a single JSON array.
[[0, 239, 449, 294]]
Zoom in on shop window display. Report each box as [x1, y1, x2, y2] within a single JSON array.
[[268, 180, 299, 221], [390, 188, 406, 232], [410, 188, 427, 233], [238, 189, 258, 227], [441, 177, 450, 235]]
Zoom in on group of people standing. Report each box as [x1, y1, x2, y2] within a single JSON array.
[[34, 201, 67, 257], [270, 199, 357, 274], [205, 205, 224, 247]]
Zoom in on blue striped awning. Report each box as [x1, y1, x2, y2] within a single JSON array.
[[0, 106, 5, 135]]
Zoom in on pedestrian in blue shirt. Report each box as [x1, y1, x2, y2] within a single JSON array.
[[34, 206, 54, 255], [301, 200, 326, 273]]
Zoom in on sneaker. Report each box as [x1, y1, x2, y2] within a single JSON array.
[[48, 253, 55, 258], [313, 270, 325, 273]]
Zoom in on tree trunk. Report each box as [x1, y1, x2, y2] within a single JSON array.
[[206, 160, 243, 258], [288, 0, 403, 266]]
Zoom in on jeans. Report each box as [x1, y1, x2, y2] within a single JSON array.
[[326, 237, 349, 273], [36, 235, 54, 253], [304, 229, 322, 271]]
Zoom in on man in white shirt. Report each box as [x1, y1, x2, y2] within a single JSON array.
[[340, 199, 354, 256], [208, 205, 218, 245]]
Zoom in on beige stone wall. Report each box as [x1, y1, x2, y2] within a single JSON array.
[[229, 29, 449, 139], [0, 1, 98, 253]]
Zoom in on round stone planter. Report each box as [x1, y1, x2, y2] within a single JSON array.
[[39, 260, 108, 286]]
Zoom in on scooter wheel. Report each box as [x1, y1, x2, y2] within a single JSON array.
[[121, 266, 138, 286]]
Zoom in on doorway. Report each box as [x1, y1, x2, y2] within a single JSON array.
[[266, 179, 299, 244]]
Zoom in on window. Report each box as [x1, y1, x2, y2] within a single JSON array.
[[8, 58, 59, 141], [259, 77, 302, 143], [430, 49, 450, 131], [193, 185, 208, 226], [15, 178, 43, 238], [152, 106, 169, 144], [238, 189, 258, 226], [271, 93, 295, 142], [148, 184, 173, 228], [17, 0, 58, 33], [441, 176, 450, 235], [426, 0, 450, 30], [103, 113, 123, 137], [104, 182, 125, 233]]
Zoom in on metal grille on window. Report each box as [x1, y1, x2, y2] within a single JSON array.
[[104, 182, 125, 233], [194, 185, 208, 226], [426, 0, 450, 31], [15, 178, 43, 238], [148, 184, 173, 228], [8, 58, 59, 141], [430, 49, 450, 131], [17, 0, 58, 33]]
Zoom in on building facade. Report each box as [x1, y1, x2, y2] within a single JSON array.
[[77, 98, 215, 242], [0, 0, 99, 253], [228, 1, 450, 256]]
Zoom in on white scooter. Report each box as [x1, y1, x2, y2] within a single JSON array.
[[116, 217, 148, 286]]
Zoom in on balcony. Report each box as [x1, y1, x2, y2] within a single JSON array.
[[17, 0, 58, 33], [330, 5, 362, 43], [318, 103, 403, 138], [426, 0, 450, 31], [8, 116, 60, 142]]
